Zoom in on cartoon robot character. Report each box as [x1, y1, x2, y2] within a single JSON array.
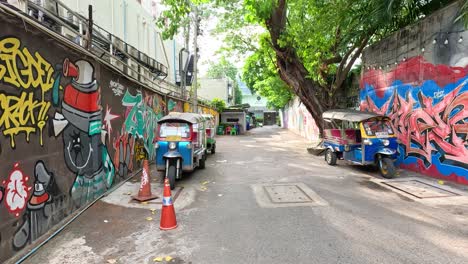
[[51, 59, 115, 207]]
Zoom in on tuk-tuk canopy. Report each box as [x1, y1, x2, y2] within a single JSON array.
[[323, 109, 387, 122], [158, 112, 204, 124]]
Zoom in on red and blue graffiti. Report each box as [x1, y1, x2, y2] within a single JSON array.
[[360, 56, 468, 184]]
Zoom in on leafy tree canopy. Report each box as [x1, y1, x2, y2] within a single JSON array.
[[158, 0, 458, 134], [206, 56, 238, 80], [242, 33, 292, 109]]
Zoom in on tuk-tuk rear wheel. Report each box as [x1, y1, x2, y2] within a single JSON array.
[[378, 156, 396, 179], [211, 144, 216, 154], [325, 149, 337, 166], [199, 155, 206, 169]]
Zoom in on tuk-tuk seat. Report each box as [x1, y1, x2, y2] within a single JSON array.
[[324, 129, 348, 145], [344, 129, 361, 144]]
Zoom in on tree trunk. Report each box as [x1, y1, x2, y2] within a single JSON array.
[[266, 0, 326, 136], [275, 48, 326, 136]]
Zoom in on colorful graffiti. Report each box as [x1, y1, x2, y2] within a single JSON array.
[[13, 161, 65, 250], [0, 186, 4, 203], [168, 98, 183, 112], [0, 16, 213, 261], [281, 97, 320, 142], [112, 89, 163, 178], [109, 80, 124, 96], [0, 37, 53, 148], [121, 90, 161, 159], [3, 163, 31, 217], [361, 56, 468, 184], [103, 105, 119, 143], [113, 133, 135, 178], [50, 59, 115, 207]]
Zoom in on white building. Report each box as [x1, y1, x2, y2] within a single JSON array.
[[11, 0, 186, 90], [198, 77, 235, 105]]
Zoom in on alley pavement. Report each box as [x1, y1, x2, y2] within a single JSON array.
[[23, 126, 468, 264]]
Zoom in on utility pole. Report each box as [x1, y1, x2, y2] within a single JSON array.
[[181, 20, 190, 100], [192, 6, 199, 113]]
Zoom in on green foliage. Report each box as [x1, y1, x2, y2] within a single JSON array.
[[198, 98, 211, 107], [156, 0, 212, 40], [242, 34, 292, 109], [210, 98, 226, 112], [456, 0, 468, 28], [206, 56, 238, 80], [156, 0, 191, 40], [158, 0, 456, 131]]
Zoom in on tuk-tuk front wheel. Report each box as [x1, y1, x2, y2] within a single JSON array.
[[378, 156, 396, 179], [325, 149, 337, 166], [167, 165, 176, 190]]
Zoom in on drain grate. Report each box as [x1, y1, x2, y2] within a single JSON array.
[[264, 185, 313, 203], [382, 180, 459, 199], [252, 182, 328, 208]]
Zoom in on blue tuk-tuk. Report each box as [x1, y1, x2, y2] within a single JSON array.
[[156, 112, 207, 189], [322, 109, 398, 178]]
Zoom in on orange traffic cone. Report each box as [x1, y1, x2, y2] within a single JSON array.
[[132, 160, 158, 202], [160, 178, 177, 230]]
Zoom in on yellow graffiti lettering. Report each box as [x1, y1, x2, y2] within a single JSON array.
[[0, 37, 55, 148], [0, 92, 50, 148], [0, 37, 55, 95]]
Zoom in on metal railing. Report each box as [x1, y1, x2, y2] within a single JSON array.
[[23, 0, 179, 94], [0, 0, 216, 107]]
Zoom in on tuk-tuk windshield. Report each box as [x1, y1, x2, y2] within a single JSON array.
[[362, 119, 394, 137], [159, 122, 190, 138]]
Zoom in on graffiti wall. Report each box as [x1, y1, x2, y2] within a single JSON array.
[[360, 2, 468, 184], [281, 97, 320, 142], [0, 13, 193, 262]]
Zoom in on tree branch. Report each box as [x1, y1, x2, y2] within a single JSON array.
[[335, 35, 370, 90], [323, 56, 343, 65]]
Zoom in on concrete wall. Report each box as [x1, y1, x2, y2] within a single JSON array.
[[0, 12, 213, 262], [281, 97, 320, 142], [360, 1, 468, 184]]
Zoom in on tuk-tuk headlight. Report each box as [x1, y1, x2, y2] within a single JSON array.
[[155, 143, 159, 149], [382, 139, 390, 146], [187, 143, 192, 149], [169, 142, 177, 150], [363, 139, 373, 145]]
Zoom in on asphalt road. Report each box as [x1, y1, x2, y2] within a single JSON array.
[[23, 126, 468, 264]]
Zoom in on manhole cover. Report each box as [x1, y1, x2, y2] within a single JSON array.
[[264, 185, 313, 203], [383, 180, 459, 199], [252, 182, 328, 208]]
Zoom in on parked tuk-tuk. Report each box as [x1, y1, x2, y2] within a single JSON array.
[[322, 109, 398, 178], [202, 114, 216, 154], [156, 112, 207, 189]]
